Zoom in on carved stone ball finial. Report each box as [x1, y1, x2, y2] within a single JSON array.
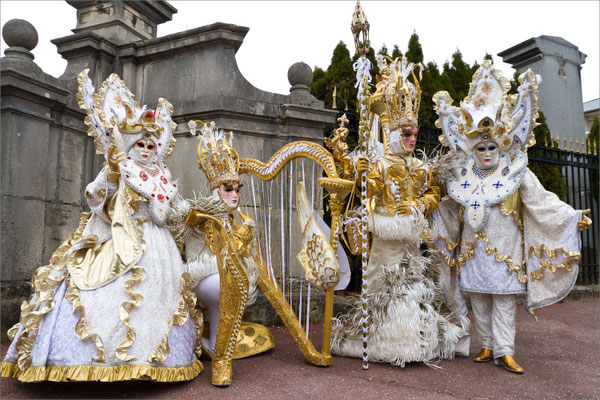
[[2, 19, 38, 61], [288, 61, 313, 89]]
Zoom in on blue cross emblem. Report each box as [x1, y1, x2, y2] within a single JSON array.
[[470, 201, 481, 210], [461, 181, 470, 189], [493, 181, 503, 189]]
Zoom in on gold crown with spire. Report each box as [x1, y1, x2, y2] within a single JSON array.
[[368, 55, 423, 132], [190, 120, 240, 190]]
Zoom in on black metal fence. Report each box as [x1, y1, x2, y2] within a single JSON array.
[[331, 111, 599, 286]]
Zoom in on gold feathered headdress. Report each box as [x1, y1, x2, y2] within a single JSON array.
[[190, 120, 240, 190]]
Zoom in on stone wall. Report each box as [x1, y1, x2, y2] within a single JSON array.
[[0, 1, 336, 340]]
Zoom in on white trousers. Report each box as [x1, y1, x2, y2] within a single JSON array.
[[469, 292, 517, 358], [193, 273, 221, 354]]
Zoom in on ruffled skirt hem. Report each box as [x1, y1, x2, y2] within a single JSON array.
[[0, 359, 203, 383]]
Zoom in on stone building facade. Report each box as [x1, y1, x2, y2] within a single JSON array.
[[0, 0, 337, 339], [498, 35, 588, 140]]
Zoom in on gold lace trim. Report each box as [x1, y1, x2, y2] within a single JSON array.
[[115, 266, 146, 361], [1, 360, 202, 383], [148, 273, 197, 363], [437, 232, 528, 283], [64, 277, 106, 362], [436, 234, 582, 284]]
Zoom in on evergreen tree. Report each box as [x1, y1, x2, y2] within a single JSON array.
[[379, 44, 389, 58], [405, 31, 424, 64], [418, 62, 443, 126], [310, 41, 356, 111], [589, 116, 599, 148], [391, 44, 403, 59]]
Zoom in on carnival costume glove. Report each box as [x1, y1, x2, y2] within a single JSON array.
[[107, 143, 126, 183]]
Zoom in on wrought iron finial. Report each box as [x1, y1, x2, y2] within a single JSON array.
[[351, 0, 370, 57]]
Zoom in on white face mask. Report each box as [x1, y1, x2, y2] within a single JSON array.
[[129, 138, 156, 165], [473, 142, 500, 170]]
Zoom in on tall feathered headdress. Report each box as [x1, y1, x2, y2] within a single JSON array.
[[77, 69, 177, 162]]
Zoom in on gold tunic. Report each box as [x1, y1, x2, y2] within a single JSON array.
[[366, 153, 440, 216]]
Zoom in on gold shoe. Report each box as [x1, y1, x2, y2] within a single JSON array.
[[473, 348, 493, 362], [494, 355, 524, 374], [212, 359, 232, 387]]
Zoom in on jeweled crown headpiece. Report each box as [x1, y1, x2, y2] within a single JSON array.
[[190, 120, 240, 190], [77, 69, 176, 161], [434, 60, 540, 158], [368, 55, 423, 132]]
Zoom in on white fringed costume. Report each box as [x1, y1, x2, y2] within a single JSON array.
[[332, 54, 467, 367], [431, 60, 584, 364], [1, 71, 202, 382], [332, 155, 466, 367]]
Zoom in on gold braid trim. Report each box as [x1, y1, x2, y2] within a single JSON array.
[[63, 277, 106, 362], [147, 273, 195, 363], [115, 266, 146, 362], [527, 244, 581, 282], [14, 213, 92, 370], [0, 360, 202, 383]]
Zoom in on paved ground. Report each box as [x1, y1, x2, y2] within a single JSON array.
[[1, 297, 598, 400]]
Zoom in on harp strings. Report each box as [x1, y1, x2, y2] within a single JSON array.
[[241, 158, 324, 340]]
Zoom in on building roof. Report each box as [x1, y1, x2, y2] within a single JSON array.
[[583, 98, 599, 113]]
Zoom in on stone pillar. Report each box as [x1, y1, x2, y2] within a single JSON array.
[[498, 35, 587, 139], [1, 19, 93, 340]]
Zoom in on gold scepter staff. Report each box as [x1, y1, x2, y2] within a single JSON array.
[[351, 0, 371, 370]]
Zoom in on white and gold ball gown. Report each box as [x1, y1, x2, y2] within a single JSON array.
[[1, 71, 202, 382]]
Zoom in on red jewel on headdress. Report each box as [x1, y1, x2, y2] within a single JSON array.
[[139, 171, 148, 181], [144, 111, 154, 120], [160, 176, 167, 184], [157, 194, 165, 202]]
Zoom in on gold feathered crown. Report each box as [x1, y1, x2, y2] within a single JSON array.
[[116, 103, 163, 135], [368, 55, 423, 132], [190, 120, 240, 190]]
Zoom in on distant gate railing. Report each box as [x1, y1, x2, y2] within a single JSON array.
[[332, 111, 599, 286]]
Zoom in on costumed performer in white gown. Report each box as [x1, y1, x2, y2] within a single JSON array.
[[331, 55, 468, 367], [0, 71, 202, 382], [431, 60, 592, 373]]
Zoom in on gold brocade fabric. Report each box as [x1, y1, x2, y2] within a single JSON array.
[[68, 181, 145, 290], [366, 154, 440, 216], [0, 360, 203, 383]]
